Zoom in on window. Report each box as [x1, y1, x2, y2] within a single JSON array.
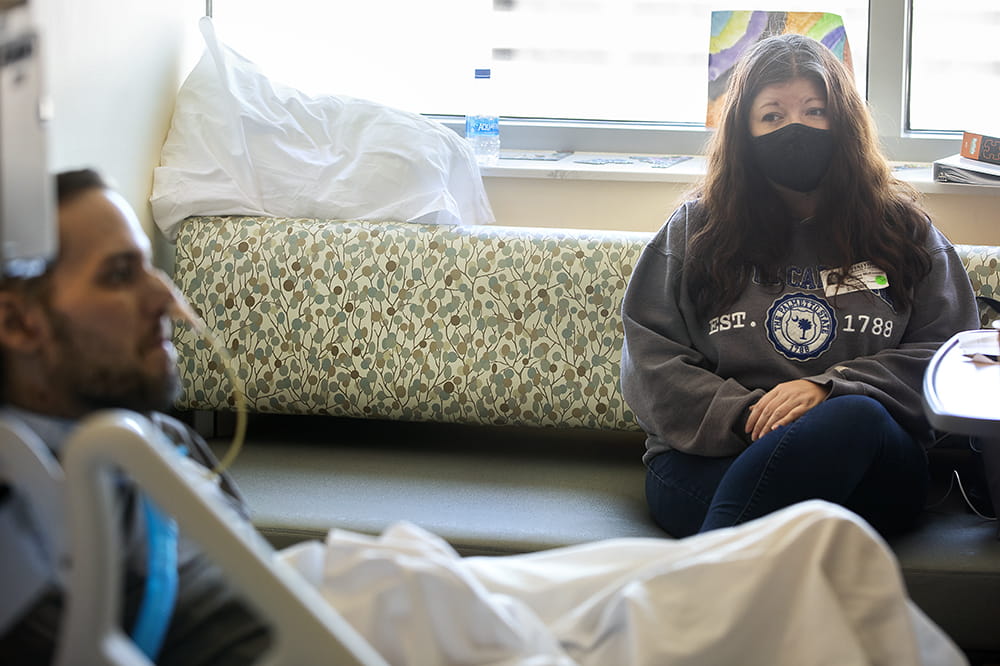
[[486, 1, 867, 124], [211, 1, 866, 123], [909, 0, 1000, 133], [207, 0, 987, 162]]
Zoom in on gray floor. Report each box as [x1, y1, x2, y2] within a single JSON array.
[[204, 412, 659, 554]]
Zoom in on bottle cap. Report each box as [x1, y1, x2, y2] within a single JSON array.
[[474, 68, 491, 79]]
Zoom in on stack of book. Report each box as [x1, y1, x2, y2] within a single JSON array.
[[933, 131, 1000, 186]]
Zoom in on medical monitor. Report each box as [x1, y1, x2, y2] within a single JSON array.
[[0, 0, 55, 279]]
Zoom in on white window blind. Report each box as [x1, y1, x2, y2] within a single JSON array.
[[209, 1, 867, 125], [909, 0, 1000, 133]]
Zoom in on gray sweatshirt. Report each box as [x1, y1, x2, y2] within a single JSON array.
[[621, 200, 979, 462]]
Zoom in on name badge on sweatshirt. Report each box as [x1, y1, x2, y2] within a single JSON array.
[[821, 262, 889, 298]]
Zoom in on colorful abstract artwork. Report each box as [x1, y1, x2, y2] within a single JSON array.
[[707, 11, 852, 127]]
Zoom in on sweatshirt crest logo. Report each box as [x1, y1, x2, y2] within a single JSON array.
[[766, 293, 836, 361]]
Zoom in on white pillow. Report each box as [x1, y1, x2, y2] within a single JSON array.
[[151, 17, 494, 240]]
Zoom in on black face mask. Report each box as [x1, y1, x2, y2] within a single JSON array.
[[750, 123, 834, 193]]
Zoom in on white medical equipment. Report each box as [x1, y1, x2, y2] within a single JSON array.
[[0, 0, 55, 278]]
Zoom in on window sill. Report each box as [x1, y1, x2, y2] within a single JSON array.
[[481, 150, 1000, 196]]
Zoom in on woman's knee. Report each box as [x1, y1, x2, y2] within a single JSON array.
[[813, 394, 891, 424], [796, 396, 909, 455], [645, 451, 732, 538], [645, 466, 699, 538]]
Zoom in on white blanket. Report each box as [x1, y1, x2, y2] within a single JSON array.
[[279, 500, 966, 665]]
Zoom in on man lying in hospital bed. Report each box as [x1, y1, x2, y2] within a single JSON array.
[[0, 169, 966, 665]]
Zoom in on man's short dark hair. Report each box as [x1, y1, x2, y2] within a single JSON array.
[[56, 168, 108, 205]]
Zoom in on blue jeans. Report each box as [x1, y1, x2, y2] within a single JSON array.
[[645, 395, 929, 538]]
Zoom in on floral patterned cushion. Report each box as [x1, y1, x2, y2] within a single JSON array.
[[172, 219, 1000, 432], [172, 217, 650, 431], [956, 244, 1000, 326]]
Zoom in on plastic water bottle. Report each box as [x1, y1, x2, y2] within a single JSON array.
[[465, 68, 500, 167]]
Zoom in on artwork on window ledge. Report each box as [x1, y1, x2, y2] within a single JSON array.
[[707, 11, 852, 128]]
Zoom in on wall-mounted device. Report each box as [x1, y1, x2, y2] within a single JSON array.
[[0, 0, 55, 278]]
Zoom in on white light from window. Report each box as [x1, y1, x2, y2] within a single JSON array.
[[208, 1, 867, 126], [909, 0, 1000, 134]]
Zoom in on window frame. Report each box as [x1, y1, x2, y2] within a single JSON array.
[[430, 0, 960, 163]]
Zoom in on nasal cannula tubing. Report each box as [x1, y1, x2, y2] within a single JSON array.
[[158, 272, 247, 479]]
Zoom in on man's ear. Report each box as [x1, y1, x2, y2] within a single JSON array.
[[0, 292, 48, 353]]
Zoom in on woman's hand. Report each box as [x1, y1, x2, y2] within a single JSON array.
[[745, 380, 831, 441]]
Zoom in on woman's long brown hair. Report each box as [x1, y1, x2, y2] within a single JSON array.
[[686, 34, 931, 316]]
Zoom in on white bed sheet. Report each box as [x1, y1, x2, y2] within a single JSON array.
[[280, 500, 967, 666]]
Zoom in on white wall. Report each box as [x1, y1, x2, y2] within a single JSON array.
[[485, 178, 1000, 246], [32, 0, 200, 246], [921, 193, 1000, 246]]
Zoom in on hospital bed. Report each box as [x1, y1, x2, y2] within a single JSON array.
[[0, 410, 389, 665]]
